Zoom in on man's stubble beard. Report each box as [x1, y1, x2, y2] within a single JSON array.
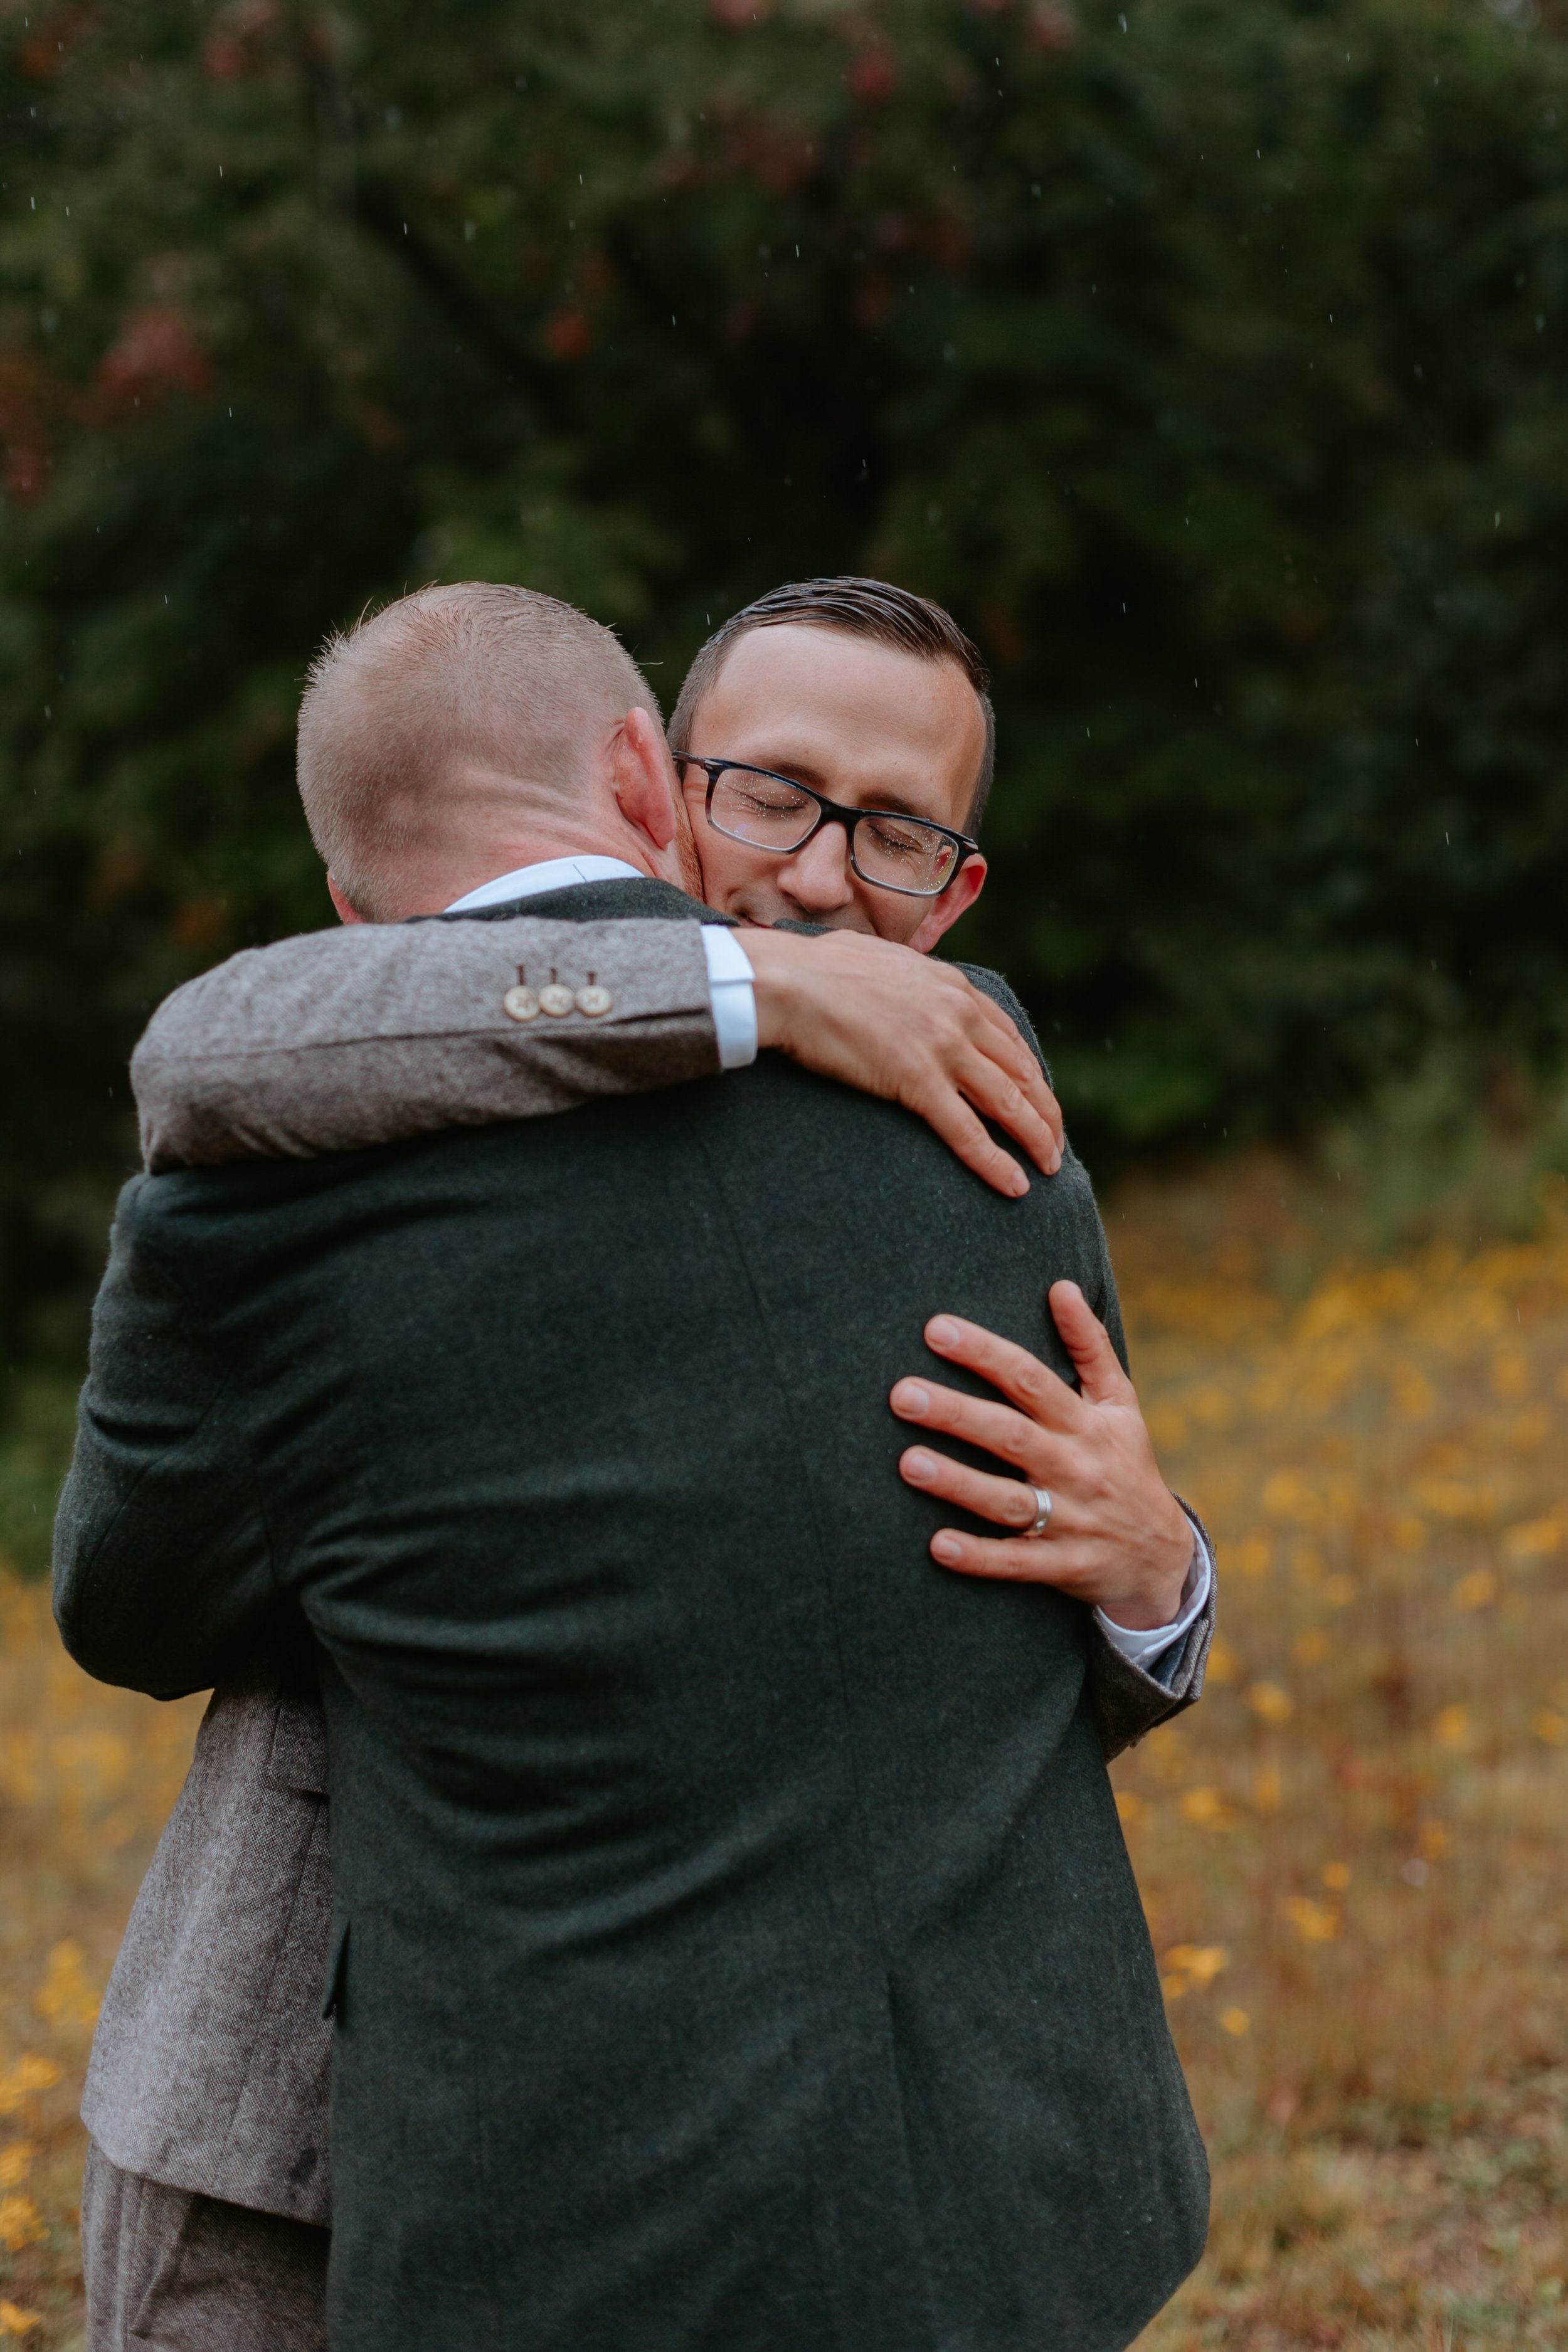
[[723, 877, 884, 940], [672, 812, 707, 902]]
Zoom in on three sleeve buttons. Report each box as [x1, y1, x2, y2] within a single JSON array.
[[502, 966, 614, 1023]]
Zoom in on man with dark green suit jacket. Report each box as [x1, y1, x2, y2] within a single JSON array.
[[56, 584, 1210, 2351]]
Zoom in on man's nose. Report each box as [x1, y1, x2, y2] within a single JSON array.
[[778, 822, 857, 911]]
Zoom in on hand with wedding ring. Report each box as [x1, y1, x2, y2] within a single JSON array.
[[889, 1281, 1194, 1630]]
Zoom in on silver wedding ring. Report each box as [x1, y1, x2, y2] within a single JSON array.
[[1025, 1486, 1054, 1539]]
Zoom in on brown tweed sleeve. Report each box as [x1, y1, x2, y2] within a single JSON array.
[[133, 915, 720, 1172]]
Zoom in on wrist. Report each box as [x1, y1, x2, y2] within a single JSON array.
[[738, 928, 800, 1052], [1098, 1500, 1197, 1631]]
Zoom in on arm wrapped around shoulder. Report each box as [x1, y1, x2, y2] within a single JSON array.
[[133, 914, 719, 1171]]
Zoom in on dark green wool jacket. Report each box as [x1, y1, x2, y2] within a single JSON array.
[[56, 879, 1207, 2352]]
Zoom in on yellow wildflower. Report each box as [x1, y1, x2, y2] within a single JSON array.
[[1503, 1516, 1563, 1561], [1281, 1896, 1340, 1943], [1179, 1786, 1239, 1831], [1248, 1681, 1294, 1725], [0, 2194, 45, 2254], [1165, 1944, 1230, 1989], [35, 1940, 100, 2033]]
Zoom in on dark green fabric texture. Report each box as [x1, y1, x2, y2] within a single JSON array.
[[56, 879, 1207, 2352]]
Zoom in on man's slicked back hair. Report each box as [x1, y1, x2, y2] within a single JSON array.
[[669, 576, 996, 832], [297, 582, 660, 919]]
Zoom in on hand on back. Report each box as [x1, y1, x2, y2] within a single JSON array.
[[889, 1280, 1195, 1629]]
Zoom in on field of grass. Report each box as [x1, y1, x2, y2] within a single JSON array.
[[1, 1148, 1565, 2348], [1109, 1155, 1568, 2349]]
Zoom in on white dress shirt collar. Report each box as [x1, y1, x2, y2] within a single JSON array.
[[443, 855, 645, 914], [443, 855, 758, 1072]]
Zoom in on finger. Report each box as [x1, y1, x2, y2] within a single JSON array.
[[889, 1375, 1076, 1473], [899, 1444, 1074, 1532], [1047, 1281, 1135, 1408], [961, 1007, 1064, 1165], [1037, 1078, 1064, 1162], [908, 1088, 1030, 1199], [919, 1315, 1088, 1431], [926, 1525, 1094, 1589], [970, 1044, 1062, 1172], [951, 1048, 1060, 1179]]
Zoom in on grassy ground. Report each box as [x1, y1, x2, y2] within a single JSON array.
[[1106, 1155, 1568, 2349], [0, 1147, 1565, 2346], [0, 1583, 203, 2345]]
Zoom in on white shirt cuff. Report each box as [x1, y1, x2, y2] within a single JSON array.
[[1094, 1510, 1212, 1673], [701, 925, 758, 1071]]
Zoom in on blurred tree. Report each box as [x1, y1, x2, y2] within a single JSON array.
[[3, 0, 1568, 1377]]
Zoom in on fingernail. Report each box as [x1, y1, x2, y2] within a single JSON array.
[[928, 1317, 961, 1351], [931, 1532, 963, 1565], [896, 1383, 930, 1417], [1009, 1170, 1029, 1198], [1048, 1149, 1062, 1174], [903, 1449, 937, 1485]]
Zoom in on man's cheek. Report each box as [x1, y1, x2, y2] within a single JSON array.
[[864, 894, 930, 949], [692, 837, 765, 914]]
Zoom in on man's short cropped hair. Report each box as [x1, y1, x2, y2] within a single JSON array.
[[669, 576, 996, 832], [298, 582, 660, 919]]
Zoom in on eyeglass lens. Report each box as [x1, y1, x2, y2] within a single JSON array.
[[707, 769, 961, 895]]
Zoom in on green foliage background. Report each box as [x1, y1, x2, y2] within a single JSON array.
[[4, 0, 1568, 1391]]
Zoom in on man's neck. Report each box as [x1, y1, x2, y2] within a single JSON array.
[[420, 812, 655, 906]]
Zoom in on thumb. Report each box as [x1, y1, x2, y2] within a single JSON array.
[[1048, 1280, 1132, 1407]]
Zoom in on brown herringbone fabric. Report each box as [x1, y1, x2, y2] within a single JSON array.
[[82, 2140, 329, 2351], [82, 1658, 334, 2227], [134, 912, 719, 1171]]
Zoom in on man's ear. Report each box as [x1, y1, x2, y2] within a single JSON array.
[[327, 874, 366, 926], [610, 705, 682, 854], [906, 854, 988, 955]]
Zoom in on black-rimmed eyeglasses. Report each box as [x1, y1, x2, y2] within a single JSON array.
[[672, 754, 979, 899]]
